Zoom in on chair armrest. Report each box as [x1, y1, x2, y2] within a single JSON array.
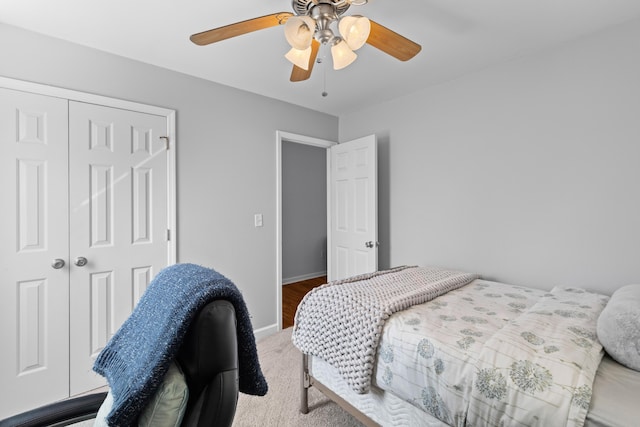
[[0, 392, 107, 427]]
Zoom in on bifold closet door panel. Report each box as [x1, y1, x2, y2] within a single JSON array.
[[0, 88, 70, 418], [67, 101, 170, 395]]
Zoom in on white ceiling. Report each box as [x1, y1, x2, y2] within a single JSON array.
[[2, 0, 640, 116]]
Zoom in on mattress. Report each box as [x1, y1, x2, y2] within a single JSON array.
[[311, 355, 441, 426], [312, 354, 640, 427], [585, 354, 640, 427]]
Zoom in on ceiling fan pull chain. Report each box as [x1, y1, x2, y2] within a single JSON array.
[[321, 56, 328, 97]]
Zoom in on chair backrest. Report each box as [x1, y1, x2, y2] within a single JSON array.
[[0, 299, 240, 427], [177, 299, 240, 427]]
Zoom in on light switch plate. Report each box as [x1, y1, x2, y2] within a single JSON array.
[[254, 213, 263, 227]]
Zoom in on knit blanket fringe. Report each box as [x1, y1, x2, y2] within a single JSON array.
[[93, 263, 267, 426], [292, 266, 478, 394]]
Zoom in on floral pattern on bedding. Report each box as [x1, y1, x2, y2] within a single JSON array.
[[374, 280, 609, 427]]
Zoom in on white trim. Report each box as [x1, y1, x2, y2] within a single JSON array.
[[0, 75, 177, 265], [326, 148, 332, 282], [276, 131, 336, 332], [166, 111, 178, 264], [253, 323, 279, 341], [282, 271, 327, 286], [0, 76, 173, 116]]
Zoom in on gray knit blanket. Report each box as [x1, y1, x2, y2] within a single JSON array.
[[93, 263, 267, 426], [291, 266, 478, 393]]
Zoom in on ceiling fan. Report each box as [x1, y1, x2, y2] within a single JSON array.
[[190, 0, 422, 82]]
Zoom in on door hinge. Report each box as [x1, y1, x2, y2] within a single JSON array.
[[166, 229, 171, 241], [160, 136, 170, 150]]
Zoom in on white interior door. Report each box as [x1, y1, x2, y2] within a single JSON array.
[[68, 102, 169, 394], [328, 135, 378, 281], [0, 88, 70, 417]]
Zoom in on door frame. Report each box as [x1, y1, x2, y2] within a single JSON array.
[[0, 76, 177, 263], [275, 131, 335, 331]]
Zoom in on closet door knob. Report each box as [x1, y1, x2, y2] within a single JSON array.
[[51, 258, 65, 269], [74, 256, 88, 267]]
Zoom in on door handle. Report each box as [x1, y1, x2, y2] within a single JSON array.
[[51, 258, 65, 269], [365, 241, 380, 248], [74, 256, 88, 267]]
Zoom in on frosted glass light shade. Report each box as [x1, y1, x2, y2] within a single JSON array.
[[331, 39, 357, 70], [338, 15, 370, 50], [284, 16, 316, 50], [285, 46, 312, 70]]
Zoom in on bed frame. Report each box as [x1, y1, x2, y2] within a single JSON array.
[[300, 353, 380, 427]]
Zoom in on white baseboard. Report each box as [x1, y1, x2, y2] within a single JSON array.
[[282, 271, 327, 285], [253, 323, 279, 341]]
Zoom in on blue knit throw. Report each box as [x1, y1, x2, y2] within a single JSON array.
[[93, 263, 268, 426]]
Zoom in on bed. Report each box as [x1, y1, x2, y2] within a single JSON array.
[[292, 266, 640, 427]]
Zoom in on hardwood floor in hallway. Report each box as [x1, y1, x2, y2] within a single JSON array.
[[282, 276, 326, 329]]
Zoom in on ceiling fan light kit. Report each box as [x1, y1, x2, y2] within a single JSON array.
[[284, 15, 316, 49], [285, 8, 369, 70], [330, 38, 358, 70], [339, 15, 371, 50], [190, 0, 421, 82], [285, 45, 313, 70]]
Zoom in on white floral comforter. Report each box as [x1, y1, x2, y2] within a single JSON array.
[[293, 266, 478, 394], [374, 280, 609, 427]]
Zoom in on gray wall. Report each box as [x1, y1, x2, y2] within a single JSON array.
[[339, 17, 640, 295], [0, 23, 338, 332], [3, 13, 638, 333], [282, 141, 327, 283]]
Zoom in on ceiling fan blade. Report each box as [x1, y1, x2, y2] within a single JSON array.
[[190, 12, 293, 46], [290, 39, 320, 82], [367, 20, 422, 61]]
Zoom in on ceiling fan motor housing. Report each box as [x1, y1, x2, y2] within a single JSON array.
[[293, 0, 355, 45], [292, 0, 351, 17]]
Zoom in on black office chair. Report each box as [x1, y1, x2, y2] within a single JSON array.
[[0, 299, 239, 427]]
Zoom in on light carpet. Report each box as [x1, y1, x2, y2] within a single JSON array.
[[232, 328, 363, 427]]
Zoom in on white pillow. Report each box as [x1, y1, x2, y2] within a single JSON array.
[[93, 390, 112, 427], [94, 361, 189, 427], [138, 361, 189, 427], [597, 284, 640, 371]]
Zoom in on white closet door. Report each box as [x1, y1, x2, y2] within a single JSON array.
[[68, 102, 169, 394], [0, 88, 70, 418]]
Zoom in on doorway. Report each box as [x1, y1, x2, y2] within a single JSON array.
[[276, 131, 334, 330], [282, 141, 327, 283]]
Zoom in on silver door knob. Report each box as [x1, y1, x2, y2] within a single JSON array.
[[365, 241, 380, 248], [74, 256, 88, 267], [51, 258, 65, 269]]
